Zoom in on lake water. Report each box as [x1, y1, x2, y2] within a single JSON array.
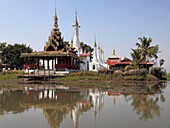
[[0, 82, 170, 128]]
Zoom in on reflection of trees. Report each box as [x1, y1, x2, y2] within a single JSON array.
[[131, 94, 160, 120], [151, 82, 167, 102], [0, 90, 29, 115], [130, 82, 166, 121], [0, 89, 92, 128]]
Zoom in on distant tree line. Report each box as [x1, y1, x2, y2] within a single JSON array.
[[0, 42, 32, 70]]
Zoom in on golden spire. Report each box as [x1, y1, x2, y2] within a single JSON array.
[[75, 10, 78, 26], [73, 9, 80, 28], [113, 49, 115, 55], [94, 36, 97, 47], [54, 1, 58, 29]]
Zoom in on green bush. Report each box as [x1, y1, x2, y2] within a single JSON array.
[[146, 74, 158, 81], [150, 67, 166, 80]]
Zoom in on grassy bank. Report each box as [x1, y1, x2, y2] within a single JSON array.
[[0, 70, 23, 80], [0, 71, 23, 88], [167, 73, 170, 81], [54, 71, 158, 81], [53, 71, 159, 87], [0, 71, 167, 88]]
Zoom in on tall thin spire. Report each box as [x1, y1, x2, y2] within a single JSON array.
[[55, 0, 57, 16], [54, 0, 58, 29], [73, 9, 80, 28], [113, 49, 115, 55], [73, 9, 80, 56], [94, 35, 97, 47], [92, 35, 98, 63]]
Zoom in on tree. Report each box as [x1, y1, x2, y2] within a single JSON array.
[[159, 59, 165, 67], [0, 42, 7, 50], [131, 37, 160, 70], [135, 37, 159, 62], [150, 59, 166, 80], [0, 42, 7, 60], [1, 43, 33, 69], [131, 49, 142, 68], [80, 42, 93, 60]]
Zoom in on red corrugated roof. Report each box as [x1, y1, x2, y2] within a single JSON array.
[[107, 60, 153, 66]]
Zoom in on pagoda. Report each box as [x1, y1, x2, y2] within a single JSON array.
[[73, 11, 80, 56], [22, 10, 80, 75], [89, 38, 100, 71]]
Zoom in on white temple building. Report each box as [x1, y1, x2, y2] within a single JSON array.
[[89, 38, 100, 71], [72, 11, 92, 71]]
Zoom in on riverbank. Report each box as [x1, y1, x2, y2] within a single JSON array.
[[0, 71, 169, 87], [167, 73, 170, 81], [0, 70, 23, 80]]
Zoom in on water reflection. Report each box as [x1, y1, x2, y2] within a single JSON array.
[[130, 82, 167, 121], [0, 82, 167, 128]]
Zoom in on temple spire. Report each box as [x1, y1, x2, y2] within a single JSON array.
[[113, 49, 115, 55], [94, 35, 97, 47], [92, 36, 98, 63], [73, 9, 80, 56], [55, 1, 57, 16], [53, 1, 58, 29], [74, 9, 79, 28]]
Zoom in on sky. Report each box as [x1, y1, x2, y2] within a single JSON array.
[[0, 0, 170, 72]]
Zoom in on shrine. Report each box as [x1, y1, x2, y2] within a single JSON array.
[[21, 10, 80, 76]]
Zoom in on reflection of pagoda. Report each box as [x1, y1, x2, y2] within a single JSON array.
[[89, 89, 104, 116], [39, 90, 56, 99], [0, 85, 165, 127], [72, 103, 80, 128], [21, 88, 92, 128]]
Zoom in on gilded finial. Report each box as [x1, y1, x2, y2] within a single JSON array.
[[53, 1, 58, 29], [94, 35, 97, 47], [54, 1, 57, 19], [73, 9, 80, 28], [113, 49, 115, 55]]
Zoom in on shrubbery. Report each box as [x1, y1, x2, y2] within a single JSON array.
[[150, 67, 166, 80]]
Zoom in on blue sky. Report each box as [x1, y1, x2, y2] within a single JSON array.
[[0, 0, 170, 72]]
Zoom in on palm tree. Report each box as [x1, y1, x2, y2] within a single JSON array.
[[131, 49, 142, 68], [135, 37, 159, 62]]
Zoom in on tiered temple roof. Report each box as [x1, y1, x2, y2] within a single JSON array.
[[22, 11, 78, 58]]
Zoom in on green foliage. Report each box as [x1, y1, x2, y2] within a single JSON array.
[[0, 71, 22, 80], [150, 58, 166, 80], [135, 37, 159, 61], [80, 42, 94, 60], [131, 49, 143, 68], [131, 37, 159, 69], [1, 43, 33, 70], [68, 71, 98, 77], [146, 74, 158, 81], [150, 67, 166, 80], [159, 59, 165, 67]]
